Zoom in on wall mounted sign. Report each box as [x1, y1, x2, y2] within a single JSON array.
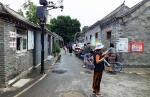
[[28, 30, 34, 50], [10, 42, 16, 48], [9, 31, 16, 48], [91, 36, 95, 46], [10, 31, 16, 38], [130, 42, 144, 52], [117, 38, 128, 52]]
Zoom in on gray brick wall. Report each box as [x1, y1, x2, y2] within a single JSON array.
[[0, 19, 5, 87], [121, 8, 150, 66], [0, 21, 34, 87], [101, 3, 150, 66], [83, 1, 150, 66], [84, 25, 101, 44]]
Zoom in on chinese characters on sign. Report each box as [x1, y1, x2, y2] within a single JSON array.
[[9, 31, 16, 48], [117, 38, 128, 52], [130, 42, 144, 52]]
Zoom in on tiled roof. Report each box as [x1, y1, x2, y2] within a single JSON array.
[[0, 2, 38, 28], [120, 0, 148, 17], [100, 3, 129, 24], [85, 0, 149, 33]]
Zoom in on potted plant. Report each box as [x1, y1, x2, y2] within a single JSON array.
[[52, 44, 61, 57]]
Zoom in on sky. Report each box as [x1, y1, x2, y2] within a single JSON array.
[[1, 0, 143, 28]]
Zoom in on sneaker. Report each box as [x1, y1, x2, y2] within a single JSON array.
[[83, 65, 86, 68]]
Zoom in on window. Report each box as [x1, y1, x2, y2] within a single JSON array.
[[90, 35, 92, 40], [106, 30, 112, 39], [23, 39, 27, 49], [16, 29, 27, 52], [95, 32, 98, 39]]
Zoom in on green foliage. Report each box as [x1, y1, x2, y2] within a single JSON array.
[[52, 44, 61, 53], [82, 26, 89, 32], [20, 0, 39, 25], [48, 15, 81, 43], [17, 9, 24, 17]]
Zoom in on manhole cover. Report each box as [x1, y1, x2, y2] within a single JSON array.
[[61, 91, 86, 97], [84, 71, 92, 74], [52, 69, 66, 74]]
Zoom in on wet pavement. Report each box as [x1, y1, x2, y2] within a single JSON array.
[[0, 50, 150, 97]]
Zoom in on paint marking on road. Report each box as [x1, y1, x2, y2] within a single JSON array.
[[14, 74, 47, 97], [12, 79, 30, 88]]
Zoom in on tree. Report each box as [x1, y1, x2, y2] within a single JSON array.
[[49, 15, 81, 43], [17, 9, 24, 17], [82, 26, 89, 32], [20, 0, 39, 25]]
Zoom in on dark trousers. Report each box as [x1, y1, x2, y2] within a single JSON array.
[[92, 71, 103, 93]]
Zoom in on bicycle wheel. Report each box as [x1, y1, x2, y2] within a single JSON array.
[[112, 62, 123, 72]]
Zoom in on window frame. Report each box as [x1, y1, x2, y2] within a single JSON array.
[[16, 29, 27, 53], [90, 35, 92, 40], [95, 32, 98, 39], [106, 30, 112, 40]]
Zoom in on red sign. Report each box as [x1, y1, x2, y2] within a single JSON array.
[[130, 42, 144, 52]]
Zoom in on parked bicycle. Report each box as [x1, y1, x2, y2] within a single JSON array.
[[103, 59, 123, 72], [86, 56, 123, 72]]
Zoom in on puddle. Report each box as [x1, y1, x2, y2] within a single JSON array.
[[52, 69, 66, 74], [84, 71, 92, 74]]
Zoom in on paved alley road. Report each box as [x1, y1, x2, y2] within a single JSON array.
[[11, 51, 150, 97]]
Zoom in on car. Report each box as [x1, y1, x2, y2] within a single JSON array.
[[72, 44, 76, 51]]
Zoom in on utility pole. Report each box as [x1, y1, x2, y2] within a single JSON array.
[[40, 19, 45, 74], [36, 0, 64, 74]]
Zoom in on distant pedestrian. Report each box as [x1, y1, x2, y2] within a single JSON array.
[[108, 43, 116, 74], [63, 45, 67, 54], [92, 43, 108, 96], [83, 43, 91, 68], [69, 44, 73, 56]]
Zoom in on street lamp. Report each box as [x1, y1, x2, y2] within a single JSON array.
[[36, 0, 64, 74]]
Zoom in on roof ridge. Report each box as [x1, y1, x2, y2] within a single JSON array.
[[100, 3, 129, 21], [0, 2, 37, 28], [120, 0, 148, 17]]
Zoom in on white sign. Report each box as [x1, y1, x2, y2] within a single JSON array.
[[10, 42, 16, 48], [91, 36, 95, 46], [28, 30, 34, 50], [10, 31, 16, 38], [117, 38, 128, 52]]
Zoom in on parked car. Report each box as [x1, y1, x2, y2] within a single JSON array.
[[72, 44, 76, 51], [74, 47, 81, 56], [74, 43, 84, 56]]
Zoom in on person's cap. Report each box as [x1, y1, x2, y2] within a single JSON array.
[[95, 43, 104, 50]]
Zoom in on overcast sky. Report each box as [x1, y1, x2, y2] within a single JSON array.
[[1, 0, 143, 28]]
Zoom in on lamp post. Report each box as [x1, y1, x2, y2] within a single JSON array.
[[36, 0, 63, 74]]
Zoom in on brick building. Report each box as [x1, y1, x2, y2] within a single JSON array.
[[0, 2, 57, 87], [84, 0, 150, 66]]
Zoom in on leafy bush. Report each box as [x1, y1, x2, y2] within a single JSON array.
[[53, 44, 61, 53]]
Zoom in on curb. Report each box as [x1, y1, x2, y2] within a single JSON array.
[[0, 54, 60, 96], [13, 54, 60, 97]]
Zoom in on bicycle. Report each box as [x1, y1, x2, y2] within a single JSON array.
[[103, 59, 123, 72]]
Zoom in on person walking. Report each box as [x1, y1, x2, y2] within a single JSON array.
[[68, 44, 73, 56], [63, 45, 67, 54], [92, 43, 108, 96]]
